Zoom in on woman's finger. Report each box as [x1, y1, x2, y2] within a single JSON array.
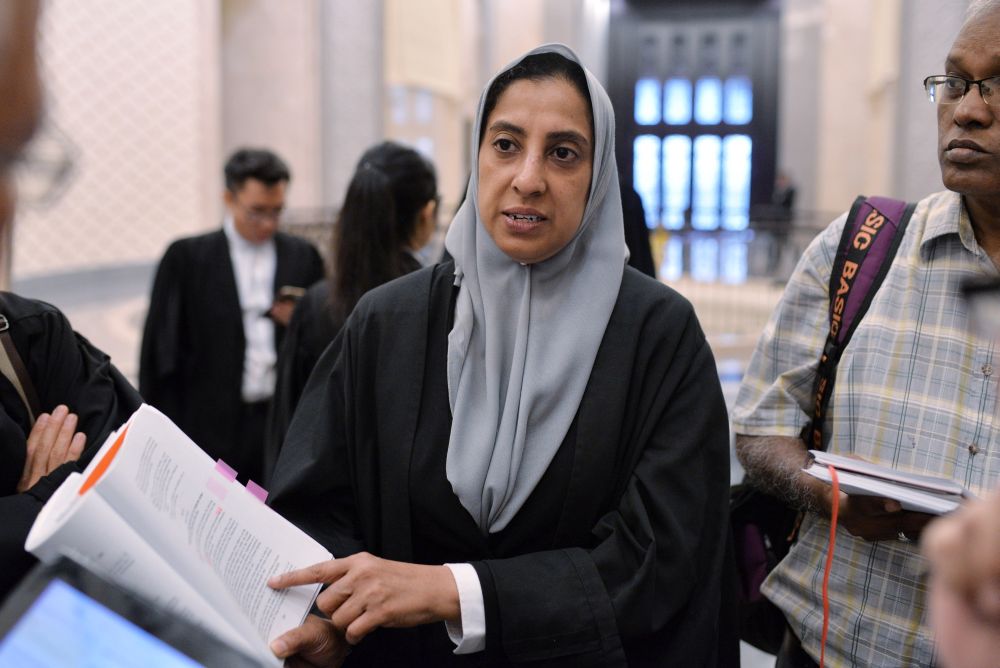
[[34, 405, 68, 474], [269, 558, 347, 589], [315, 578, 354, 617], [67, 431, 86, 460], [47, 411, 78, 471], [20, 413, 49, 489], [345, 610, 381, 646], [328, 587, 366, 633], [40, 404, 69, 445], [24, 412, 49, 451]]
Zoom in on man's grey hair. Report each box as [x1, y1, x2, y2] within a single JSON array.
[[966, 0, 1000, 22]]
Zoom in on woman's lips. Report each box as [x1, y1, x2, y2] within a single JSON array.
[[503, 211, 546, 233]]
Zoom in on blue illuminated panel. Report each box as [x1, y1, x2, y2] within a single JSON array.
[[634, 78, 662, 126], [691, 135, 721, 230], [694, 77, 722, 125], [691, 237, 718, 282], [661, 135, 691, 230], [724, 75, 753, 125], [661, 236, 684, 282], [633, 135, 661, 229], [663, 78, 692, 125], [721, 134, 752, 231], [720, 237, 748, 284]]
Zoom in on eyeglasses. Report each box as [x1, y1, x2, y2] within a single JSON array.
[[243, 207, 284, 223], [12, 121, 78, 209], [923, 75, 1000, 107]]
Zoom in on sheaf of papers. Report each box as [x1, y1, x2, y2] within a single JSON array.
[[803, 450, 977, 515]]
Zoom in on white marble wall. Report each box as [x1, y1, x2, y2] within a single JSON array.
[[780, 0, 970, 216], [320, 0, 384, 208], [13, 0, 220, 279], [221, 0, 323, 210]]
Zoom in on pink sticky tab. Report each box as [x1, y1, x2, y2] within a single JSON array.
[[246, 480, 268, 503], [214, 459, 237, 481], [205, 477, 228, 501]]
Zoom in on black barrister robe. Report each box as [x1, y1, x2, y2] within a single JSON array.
[[268, 261, 735, 667], [263, 252, 423, 484], [139, 230, 323, 479], [0, 292, 142, 598]]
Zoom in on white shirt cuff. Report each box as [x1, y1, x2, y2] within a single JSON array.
[[443, 562, 486, 654]]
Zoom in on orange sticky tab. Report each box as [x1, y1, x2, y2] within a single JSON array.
[[78, 426, 129, 495]]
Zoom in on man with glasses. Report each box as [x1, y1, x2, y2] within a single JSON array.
[[732, 1, 1000, 666], [140, 148, 322, 486]]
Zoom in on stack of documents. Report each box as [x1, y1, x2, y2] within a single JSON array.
[[803, 450, 977, 515]]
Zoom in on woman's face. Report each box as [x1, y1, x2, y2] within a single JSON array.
[[477, 76, 593, 265]]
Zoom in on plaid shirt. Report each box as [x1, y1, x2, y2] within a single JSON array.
[[732, 190, 1000, 667]]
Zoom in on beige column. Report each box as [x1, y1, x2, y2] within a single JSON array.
[[221, 0, 323, 209]]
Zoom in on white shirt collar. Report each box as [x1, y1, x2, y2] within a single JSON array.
[[222, 214, 276, 253]]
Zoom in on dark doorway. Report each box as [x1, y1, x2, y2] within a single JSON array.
[[608, 2, 780, 232]]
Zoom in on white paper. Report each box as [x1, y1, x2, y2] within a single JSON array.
[[26, 404, 332, 667], [803, 460, 972, 515]]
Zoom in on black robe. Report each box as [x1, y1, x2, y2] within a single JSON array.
[[0, 292, 141, 598], [264, 253, 423, 484], [620, 180, 656, 279], [268, 262, 735, 667], [139, 229, 323, 480]]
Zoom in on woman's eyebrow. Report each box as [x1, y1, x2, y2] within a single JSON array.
[[547, 130, 589, 148], [487, 120, 524, 136]]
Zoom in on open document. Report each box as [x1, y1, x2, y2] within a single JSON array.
[[803, 450, 978, 515], [25, 404, 332, 667]]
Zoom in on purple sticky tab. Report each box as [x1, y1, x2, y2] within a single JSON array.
[[246, 480, 268, 503], [215, 459, 237, 481]]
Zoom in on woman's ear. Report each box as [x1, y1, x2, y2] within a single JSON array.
[[420, 198, 437, 224], [410, 198, 438, 249]]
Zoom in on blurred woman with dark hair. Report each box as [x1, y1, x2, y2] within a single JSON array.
[[264, 142, 438, 481]]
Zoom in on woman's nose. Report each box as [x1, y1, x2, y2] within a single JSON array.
[[511, 155, 545, 196]]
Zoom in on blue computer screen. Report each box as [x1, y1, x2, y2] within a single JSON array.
[[0, 579, 202, 667]]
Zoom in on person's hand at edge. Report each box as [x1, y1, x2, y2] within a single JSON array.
[[924, 489, 1000, 620], [17, 404, 86, 492], [923, 489, 1000, 668]]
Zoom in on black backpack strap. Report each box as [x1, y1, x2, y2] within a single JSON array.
[[801, 196, 916, 451]]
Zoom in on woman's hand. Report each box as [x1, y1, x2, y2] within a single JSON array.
[[268, 552, 460, 645], [17, 404, 86, 492], [270, 614, 350, 667]]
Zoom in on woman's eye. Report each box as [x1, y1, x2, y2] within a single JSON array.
[[552, 146, 577, 161], [494, 138, 515, 152]]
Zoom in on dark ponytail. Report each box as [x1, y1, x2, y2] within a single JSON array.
[[331, 142, 437, 322]]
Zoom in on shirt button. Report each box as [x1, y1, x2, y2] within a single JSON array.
[[982, 364, 993, 376], [969, 443, 981, 455]]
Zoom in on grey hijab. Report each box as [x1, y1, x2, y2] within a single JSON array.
[[444, 44, 627, 533]]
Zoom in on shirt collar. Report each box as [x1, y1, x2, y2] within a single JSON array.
[[920, 190, 979, 256], [222, 214, 274, 253]]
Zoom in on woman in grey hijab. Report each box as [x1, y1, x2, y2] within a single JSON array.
[[267, 44, 733, 667]]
